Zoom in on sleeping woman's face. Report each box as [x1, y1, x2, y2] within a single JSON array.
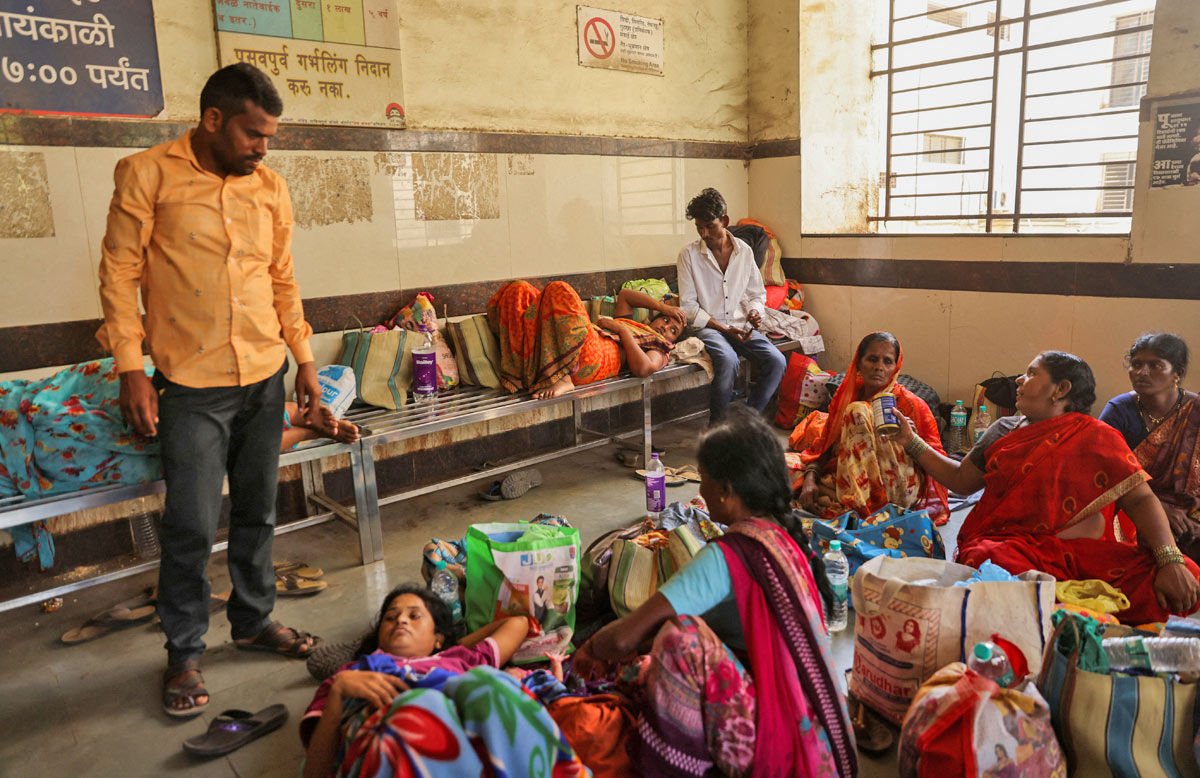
[[377, 593, 444, 658]]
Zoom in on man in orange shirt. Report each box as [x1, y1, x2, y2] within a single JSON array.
[[98, 64, 322, 718]]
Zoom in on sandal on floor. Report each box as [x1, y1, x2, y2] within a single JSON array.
[[667, 464, 702, 483], [272, 561, 324, 580], [633, 469, 687, 487], [275, 573, 328, 596], [61, 594, 157, 645], [848, 693, 894, 757], [234, 620, 320, 658], [501, 468, 543, 500], [183, 704, 289, 757], [163, 659, 209, 718], [478, 480, 505, 501]]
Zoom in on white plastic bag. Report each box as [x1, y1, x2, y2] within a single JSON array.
[[317, 364, 357, 419]]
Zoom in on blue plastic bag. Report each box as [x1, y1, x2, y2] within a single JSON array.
[[805, 503, 946, 579]]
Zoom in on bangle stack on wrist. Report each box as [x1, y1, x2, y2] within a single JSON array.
[[903, 437, 931, 459], [1153, 545, 1187, 569]]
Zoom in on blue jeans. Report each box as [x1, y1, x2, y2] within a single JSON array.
[[695, 328, 787, 422]]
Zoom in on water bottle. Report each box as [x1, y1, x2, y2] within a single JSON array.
[[1102, 636, 1200, 673], [823, 540, 849, 632], [412, 325, 438, 404], [128, 512, 160, 559], [972, 405, 993, 445], [645, 453, 666, 522], [948, 400, 968, 454], [968, 641, 1015, 687], [429, 560, 463, 624]]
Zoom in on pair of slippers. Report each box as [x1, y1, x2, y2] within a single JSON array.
[[274, 560, 327, 596], [631, 463, 701, 487], [60, 586, 230, 645], [479, 469, 543, 501]]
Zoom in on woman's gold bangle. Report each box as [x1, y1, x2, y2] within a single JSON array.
[[904, 437, 930, 459], [1153, 545, 1187, 569]]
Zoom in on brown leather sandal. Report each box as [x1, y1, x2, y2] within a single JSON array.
[[162, 659, 209, 718], [234, 620, 320, 658]]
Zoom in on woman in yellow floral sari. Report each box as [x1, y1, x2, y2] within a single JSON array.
[[487, 281, 685, 399]]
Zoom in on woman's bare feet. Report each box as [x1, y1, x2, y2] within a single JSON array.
[[313, 406, 360, 444], [534, 376, 574, 400]]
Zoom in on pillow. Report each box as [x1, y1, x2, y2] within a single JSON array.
[[446, 315, 503, 389]]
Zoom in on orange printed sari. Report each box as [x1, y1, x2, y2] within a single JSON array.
[[957, 412, 1200, 625], [487, 280, 670, 395], [799, 337, 949, 524]]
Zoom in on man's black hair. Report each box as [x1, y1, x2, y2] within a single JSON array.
[[199, 63, 283, 120], [685, 188, 727, 222]]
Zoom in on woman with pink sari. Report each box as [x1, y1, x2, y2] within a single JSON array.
[[574, 407, 857, 778]]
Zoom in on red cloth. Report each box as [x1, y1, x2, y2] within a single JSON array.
[[764, 285, 787, 310], [547, 695, 637, 778], [956, 412, 1200, 624], [799, 334, 950, 523]]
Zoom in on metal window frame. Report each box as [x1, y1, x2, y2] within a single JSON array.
[[873, 0, 1152, 233]]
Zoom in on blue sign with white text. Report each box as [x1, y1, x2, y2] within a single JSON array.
[[0, 0, 164, 117]]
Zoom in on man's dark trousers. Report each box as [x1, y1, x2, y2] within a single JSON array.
[[154, 363, 285, 666]]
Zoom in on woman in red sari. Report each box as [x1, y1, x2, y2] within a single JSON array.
[[892, 350, 1200, 625], [487, 281, 684, 400], [796, 332, 950, 524]]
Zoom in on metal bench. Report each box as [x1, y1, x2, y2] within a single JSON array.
[[0, 340, 800, 612]]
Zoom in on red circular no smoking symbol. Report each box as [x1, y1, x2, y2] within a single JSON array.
[[584, 17, 615, 59]]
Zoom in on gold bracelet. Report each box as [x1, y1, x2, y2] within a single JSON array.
[[904, 437, 930, 459], [1153, 545, 1186, 568]]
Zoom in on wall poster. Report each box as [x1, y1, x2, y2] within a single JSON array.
[[213, 0, 405, 128], [577, 5, 663, 77], [0, 0, 164, 117], [1150, 100, 1200, 188]]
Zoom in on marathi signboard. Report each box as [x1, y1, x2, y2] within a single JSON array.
[[577, 5, 663, 77], [213, 0, 404, 128], [0, 0, 164, 117], [1150, 101, 1200, 188]]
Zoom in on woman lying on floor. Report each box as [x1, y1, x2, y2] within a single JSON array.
[[573, 406, 857, 778], [0, 357, 358, 500], [488, 280, 686, 399], [892, 349, 1200, 625], [795, 331, 949, 524], [300, 586, 586, 777]]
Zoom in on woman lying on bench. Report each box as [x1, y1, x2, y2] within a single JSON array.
[[487, 280, 687, 400], [299, 585, 584, 777], [0, 358, 358, 499]]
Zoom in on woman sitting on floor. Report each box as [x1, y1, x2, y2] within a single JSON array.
[[796, 331, 949, 524], [573, 406, 857, 778], [0, 357, 357, 500], [300, 585, 585, 777], [1099, 333, 1200, 563], [892, 349, 1200, 625], [487, 280, 686, 400]]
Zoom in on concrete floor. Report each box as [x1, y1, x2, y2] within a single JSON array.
[[0, 417, 965, 777]]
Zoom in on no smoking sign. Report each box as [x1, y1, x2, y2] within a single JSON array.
[[577, 5, 664, 76]]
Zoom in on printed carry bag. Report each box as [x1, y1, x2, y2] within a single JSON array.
[[850, 556, 1054, 724], [898, 663, 1066, 778], [464, 522, 580, 636], [607, 525, 706, 618], [337, 326, 415, 410], [1036, 616, 1200, 777], [806, 503, 946, 578]]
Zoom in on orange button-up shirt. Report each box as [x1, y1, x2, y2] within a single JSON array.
[[97, 130, 314, 388]]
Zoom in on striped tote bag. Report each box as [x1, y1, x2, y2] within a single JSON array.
[[1037, 616, 1200, 777]]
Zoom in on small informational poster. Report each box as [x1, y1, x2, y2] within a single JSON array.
[[1150, 101, 1200, 188], [213, 0, 404, 128], [0, 0, 164, 117], [577, 5, 663, 77]]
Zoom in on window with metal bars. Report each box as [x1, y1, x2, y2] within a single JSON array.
[[871, 0, 1155, 234]]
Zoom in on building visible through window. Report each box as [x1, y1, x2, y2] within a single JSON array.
[[922, 133, 966, 164]]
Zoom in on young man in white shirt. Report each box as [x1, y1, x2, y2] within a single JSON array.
[[676, 188, 786, 422]]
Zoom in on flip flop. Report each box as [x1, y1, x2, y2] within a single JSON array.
[[234, 620, 320, 658], [61, 587, 158, 645], [182, 704, 289, 757], [163, 659, 209, 719], [616, 451, 643, 468], [272, 561, 324, 580], [275, 573, 328, 596], [633, 469, 687, 487], [478, 480, 505, 501], [847, 688, 894, 757], [667, 465, 702, 483], [208, 589, 231, 613]]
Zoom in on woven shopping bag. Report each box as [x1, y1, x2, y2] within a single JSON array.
[[337, 325, 416, 409]]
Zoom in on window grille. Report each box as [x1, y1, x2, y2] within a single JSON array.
[[871, 0, 1155, 233]]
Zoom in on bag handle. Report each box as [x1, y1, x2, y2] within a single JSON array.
[[340, 314, 367, 336], [855, 575, 907, 617]]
